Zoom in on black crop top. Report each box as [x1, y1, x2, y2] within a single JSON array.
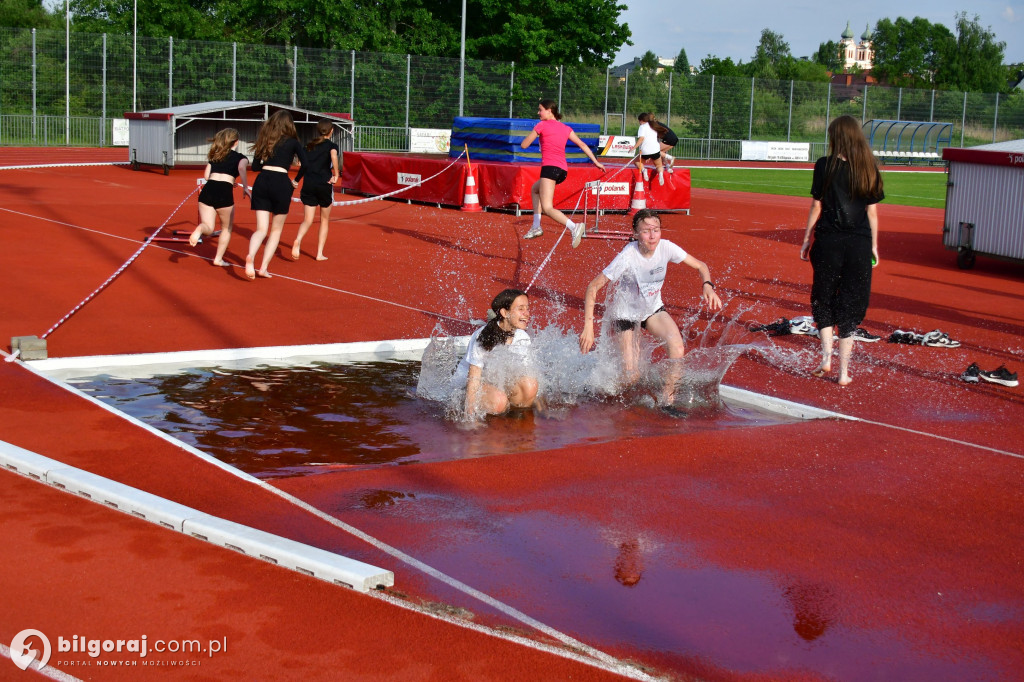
[[208, 149, 247, 177], [253, 137, 306, 171]]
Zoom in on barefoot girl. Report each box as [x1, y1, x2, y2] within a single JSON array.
[[291, 120, 339, 261], [189, 128, 250, 265]]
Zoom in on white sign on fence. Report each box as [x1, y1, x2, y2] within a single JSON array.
[[410, 128, 451, 154], [740, 140, 810, 162], [598, 135, 636, 157], [112, 118, 130, 146]]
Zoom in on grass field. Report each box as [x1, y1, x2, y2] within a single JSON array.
[[686, 168, 948, 209]]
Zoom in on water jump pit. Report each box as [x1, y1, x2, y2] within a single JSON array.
[[37, 327, 820, 479]]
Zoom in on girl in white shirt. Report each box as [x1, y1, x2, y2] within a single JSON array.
[[631, 113, 667, 184], [453, 289, 538, 418], [579, 209, 722, 400]]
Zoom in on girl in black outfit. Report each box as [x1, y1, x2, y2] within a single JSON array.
[[246, 110, 306, 280], [291, 120, 339, 261], [800, 115, 884, 386], [189, 128, 250, 265]]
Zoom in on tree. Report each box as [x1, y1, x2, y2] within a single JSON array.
[[813, 40, 842, 73], [749, 28, 790, 79], [935, 12, 1006, 93], [674, 47, 690, 75], [871, 16, 952, 87], [638, 50, 658, 70], [697, 55, 742, 77], [0, 0, 59, 28]]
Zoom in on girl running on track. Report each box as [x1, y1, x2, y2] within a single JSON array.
[[631, 113, 665, 185], [800, 115, 884, 386], [579, 209, 722, 403], [188, 128, 250, 265], [291, 120, 340, 261], [644, 113, 679, 174], [246, 110, 306, 280], [520, 99, 605, 247], [452, 289, 539, 419]]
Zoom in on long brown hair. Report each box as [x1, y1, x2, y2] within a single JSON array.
[[306, 119, 335, 152], [479, 289, 527, 351], [207, 128, 239, 163], [539, 99, 562, 121], [638, 112, 668, 136], [825, 115, 883, 199], [252, 110, 298, 162]]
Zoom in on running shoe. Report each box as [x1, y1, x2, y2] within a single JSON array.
[[852, 328, 881, 342], [960, 362, 981, 383], [921, 330, 961, 348], [570, 222, 585, 249], [642, 168, 649, 182], [524, 225, 543, 239], [658, 171, 665, 186], [979, 365, 1019, 387]]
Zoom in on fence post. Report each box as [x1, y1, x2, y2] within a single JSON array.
[[65, 8, 70, 145], [405, 54, 411, 135], [862, 84, 867, 123], [896, 87, 902, 121], [32, 28, 37, 142], [929, 89, 934, 122], [960, 91, 966, 146], [992, 92, 999, 143], [603, 67, 609, 134], [667, 70, 673, 128], [824, 82, 831, 146], [558, 65, 563, 111], [708, 74, 715, 159], [292, 45, 297, 106], [787, 80, 794, 141], [350, 50, 355, 120], [101, 33, 106, 147], [168, 37, 173, 108], [232, 43, 237, 100], [509, 61, 515, 118], [623, 69, 630, 136], [748, 77, 754, 140]]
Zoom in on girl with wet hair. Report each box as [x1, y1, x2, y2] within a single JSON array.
[[580, 209, 722, 404], [189, 128, 250, 265], [291, 119, 340, 261], [519, 99, 605, 246], [246, 109, 307, 280], [632, 113, 666, 185], [800, 115, 884, 386], [452, 288, 538, 418]]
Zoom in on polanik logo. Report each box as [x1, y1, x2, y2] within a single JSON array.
[[10, 629, 51, 671]]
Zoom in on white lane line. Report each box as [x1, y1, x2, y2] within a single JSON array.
[[0, 644, 83, 681]]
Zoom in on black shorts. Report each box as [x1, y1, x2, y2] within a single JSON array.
[[540, 165, 568, 184], [197, 180, 234, 209], [641, 152, 661, 161], [300, 182, 334, 208], [660, 130, 679, 146], [251, 171, 294, 215], [613, 306, 666, 332]]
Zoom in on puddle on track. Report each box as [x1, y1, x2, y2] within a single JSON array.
[[65, 359, 800, 479]]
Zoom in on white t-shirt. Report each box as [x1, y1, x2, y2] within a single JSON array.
[[637, 122, 661, 155], [602, 239, 688, 321], [452, 326, 532, 388]]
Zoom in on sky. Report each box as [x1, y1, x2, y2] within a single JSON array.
[[613, 0, 1024, 67]]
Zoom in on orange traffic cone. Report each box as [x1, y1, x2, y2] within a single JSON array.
[[627, 171, 647, 215], [461, 168, 482, 212]]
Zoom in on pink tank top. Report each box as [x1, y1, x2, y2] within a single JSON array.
[[535, 119, 572, 170]]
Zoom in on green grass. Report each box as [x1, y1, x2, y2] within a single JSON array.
[[687, 167, 947, 208]]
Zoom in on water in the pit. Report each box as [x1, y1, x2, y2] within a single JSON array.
[[61, 315, 806, 475]]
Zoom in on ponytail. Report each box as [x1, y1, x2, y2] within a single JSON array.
[[477, 289, 527, 351]]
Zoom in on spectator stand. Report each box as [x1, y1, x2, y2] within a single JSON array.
[[863, 120, 953, 165]]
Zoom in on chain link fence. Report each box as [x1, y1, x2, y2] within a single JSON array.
[[2, 26, 1023, 155]]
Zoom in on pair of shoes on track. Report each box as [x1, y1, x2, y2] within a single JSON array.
[[851, 328, 881, 342], [961, 363, 1019, 386], [888, 329, 961, 347], [789, 316, 818, 337], [749, 317, 791, 336]]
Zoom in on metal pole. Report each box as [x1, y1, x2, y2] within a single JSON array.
[[509, 61, 515, 118], [992, 92, 999, 143], [405, 54, 411, 135], [168, 36, 173, 107], [458, 0, 465, 116], [667, 70, 673, 128], [292, 45, 297, 107], [707, 75, 715, 159], [896, 87, 902, 121], [232, 43, 237, 100], [65, 0, 70, 145], [825, 82, 831, 146], [32, 29, 37, 142], [133, 0, 137, 112], [960, 91, 966, 146], [787, 79, 793, 141], [101, 33, 106, 146], [748, 77, 754, 140], [350, 50, 355, 119], [929, 89, 935, 122], [558, 65, 563, 111], [862, 84, 867, 123], [623, 69, 629, 136], [603, 67, 609, 133]]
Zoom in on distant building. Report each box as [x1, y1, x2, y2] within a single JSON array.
[[610, 56, 676, 78], [840, 21, 874, 71]]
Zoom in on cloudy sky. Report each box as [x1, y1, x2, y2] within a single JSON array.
[[613, 0, 1023, 66]]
